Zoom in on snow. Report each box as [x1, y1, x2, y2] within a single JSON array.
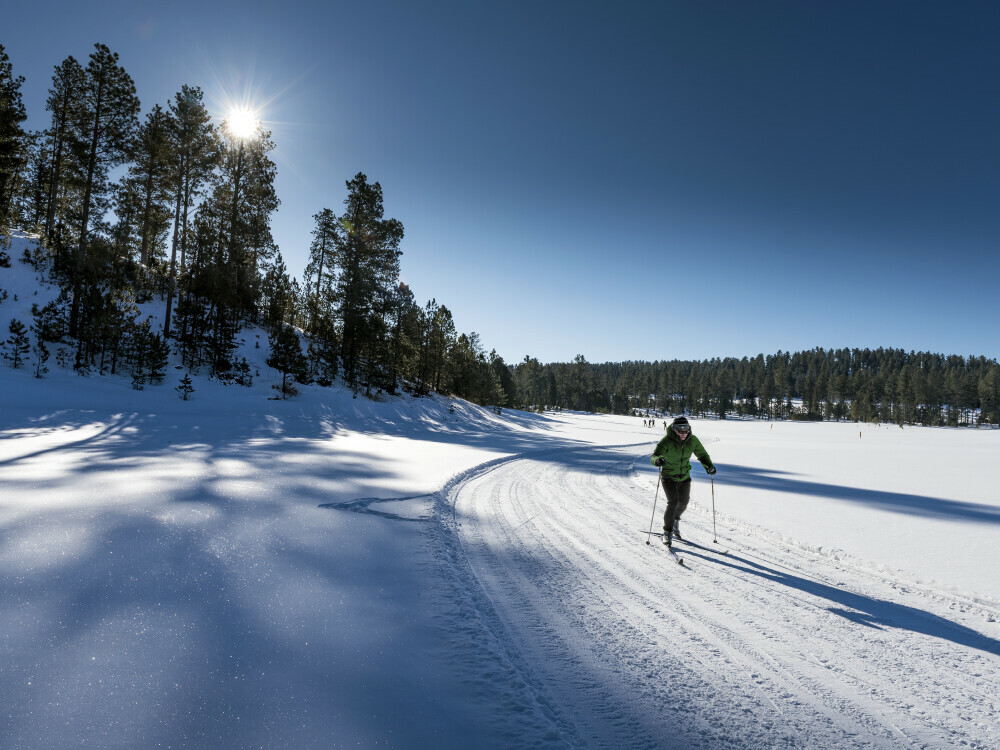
[[2, 236, 999, 748]]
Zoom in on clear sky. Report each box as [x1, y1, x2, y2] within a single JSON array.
[[5, 1, 1000, 364]]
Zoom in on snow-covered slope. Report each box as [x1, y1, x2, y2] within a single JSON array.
[[0, 232, 294, 396], [2, 240, 999, 748]]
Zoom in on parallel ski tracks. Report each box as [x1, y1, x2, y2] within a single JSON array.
[[445, 446, 1000, 749], [667, 518, 996, 748]]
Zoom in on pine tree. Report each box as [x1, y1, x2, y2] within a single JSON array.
[[306, 312, 339, 386], [304, 207, 338, 333], [217, 112, 279, 318], [515, 355, 548, 410], [10, 132, 47, 233], [43, 56, 84, 243], [333, 173, 403, 391], [126, 104, 174, 268], [709, 366, 730, 419], [0, 45, 28, 233], [31, 336, 49, 378], [978, 366, 1000, 426], [68, 44, 140, 340], [181, 115, 276, 377], [27, 309, 53, 379], [387, 281, 419, 391], [413, 299, 454, 395], [445, 332, 505, 406], [4, 318, 29, 368], [267, 324, 306, 398], [175, 372, 194, 400], [164, 85, 217, 338], [489, 351, 517, 407], [189, 112, 278, 376], [261, 252, 294, 334], [146, 330, 169, 384]]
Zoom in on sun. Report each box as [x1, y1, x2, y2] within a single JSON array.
[[224, 108, 260, 140]]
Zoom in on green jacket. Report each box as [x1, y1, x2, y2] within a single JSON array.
[[650, 431, 714, 482]]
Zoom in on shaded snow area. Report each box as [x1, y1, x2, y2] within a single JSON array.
[[2, 250, 1000, 748]]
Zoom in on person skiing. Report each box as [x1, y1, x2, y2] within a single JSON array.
[[650, 416, 716, 547]]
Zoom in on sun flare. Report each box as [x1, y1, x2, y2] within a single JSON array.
[[224, 108, 260, 140]]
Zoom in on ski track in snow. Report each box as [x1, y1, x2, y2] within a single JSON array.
[[442, 445, 1000, 749]]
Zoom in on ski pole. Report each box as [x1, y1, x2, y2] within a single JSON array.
[[711, 476, 718, 544], [645, 474, 661, 545]]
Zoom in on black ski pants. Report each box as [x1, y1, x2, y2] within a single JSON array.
[[662, 477, 691, 536]]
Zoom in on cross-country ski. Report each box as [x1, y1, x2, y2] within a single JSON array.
[[643, 530, 726, 556], [663, 538, 685, 565]]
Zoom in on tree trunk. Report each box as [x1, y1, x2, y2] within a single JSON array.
[[70, 80, 104, 339], [163, 167, 184, 338], [44, 103, 70, 238], [139, 169, 155, 266]]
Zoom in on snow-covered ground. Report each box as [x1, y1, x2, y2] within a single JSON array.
[[2, 241, 999, 748]]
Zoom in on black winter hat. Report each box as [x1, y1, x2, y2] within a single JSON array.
[[671, 416, 690, 427]]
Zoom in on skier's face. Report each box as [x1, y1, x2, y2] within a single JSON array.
[[673, 427, 690, 441]]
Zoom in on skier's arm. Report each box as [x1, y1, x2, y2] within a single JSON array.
[[692, 437, 716, 473], [650, 436, 669, 466]]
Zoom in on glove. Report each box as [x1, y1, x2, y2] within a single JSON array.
[[653, 457, 665, 467], [705, 464, 717, 475]]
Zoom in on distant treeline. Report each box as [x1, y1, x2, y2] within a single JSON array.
[[512, 350, 1000, 427], [0, 43, 512, 401]]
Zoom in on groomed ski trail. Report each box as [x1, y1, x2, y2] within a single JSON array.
[[444, 445, 1000, 749]]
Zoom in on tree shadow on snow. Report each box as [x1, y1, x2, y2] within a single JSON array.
[[714, 463, 1000, 525], [0, 402, 621, 472], [0, 405, 651, 748], [681, 549, 1000, 656]]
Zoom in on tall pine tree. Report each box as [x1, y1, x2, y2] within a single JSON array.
[[304, 207, 338, 333], [68, 44, 140, 340], [163, 85, 217, 337], [129, 104, 174, 268], [0, 45, 27, 233], [334, 173, 403, 392], [42, 55, 84, 247]]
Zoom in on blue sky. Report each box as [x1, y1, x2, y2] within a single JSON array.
[[5, 1, 1000, 364]]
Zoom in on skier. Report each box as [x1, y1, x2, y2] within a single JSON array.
[[650, 416, 716, 547]]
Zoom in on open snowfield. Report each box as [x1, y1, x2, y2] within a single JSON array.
[[2, 245, 999, 748]]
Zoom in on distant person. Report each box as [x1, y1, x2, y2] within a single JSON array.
[[650, 416, 716, 547]]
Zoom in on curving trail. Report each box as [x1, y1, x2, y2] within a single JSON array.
[[445, 444, 1000, 749]]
